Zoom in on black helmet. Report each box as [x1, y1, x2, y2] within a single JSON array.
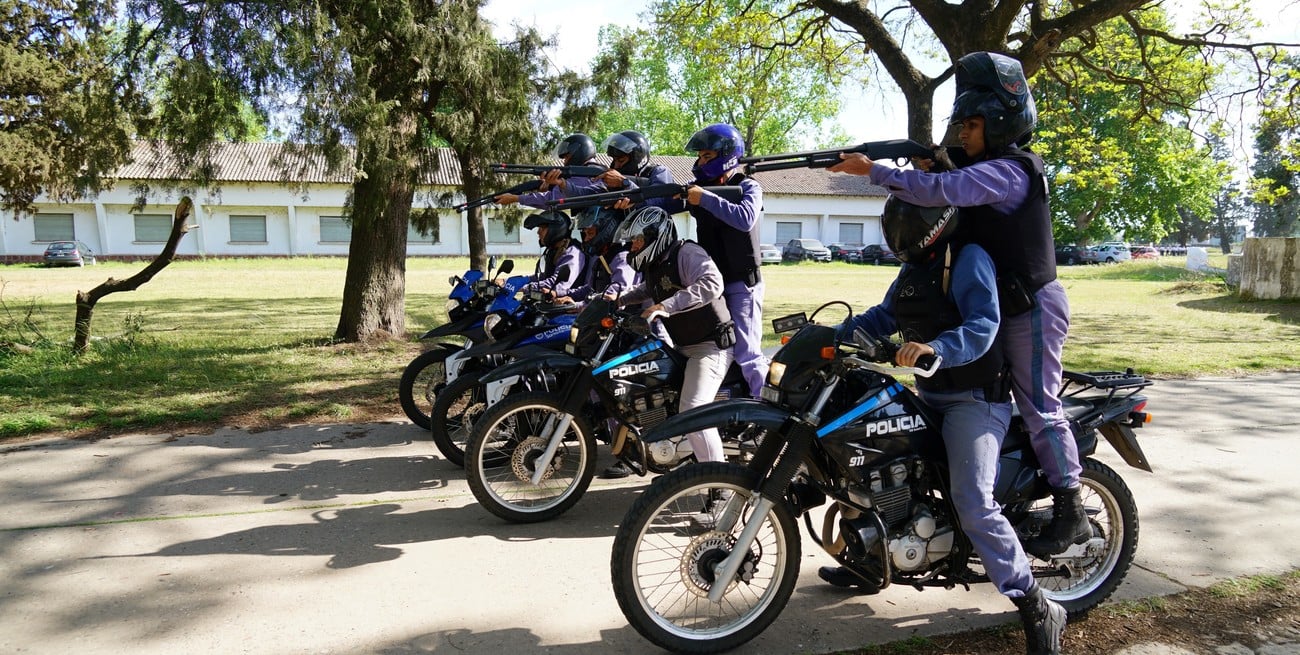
[[575, 206, 624, 255], [950, 51, 1037, 153], [551, 133, 596, 164], [523, 210, 572, 248], [882, 196, 959, 264], [614, 206, 677, 272], [602, 131, 650, 174]]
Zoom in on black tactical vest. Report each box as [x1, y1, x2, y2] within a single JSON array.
[[643, 240, 732, 347], [689, 173, 762, 287], [891, 246, 1007, 395], [956, 147, 1057, 293]]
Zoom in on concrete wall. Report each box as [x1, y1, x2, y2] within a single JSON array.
[[1239, 237, 1300, 300]]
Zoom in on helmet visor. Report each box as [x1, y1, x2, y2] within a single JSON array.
[[602, 133, 639, 157], [685, 130, 734, 154]]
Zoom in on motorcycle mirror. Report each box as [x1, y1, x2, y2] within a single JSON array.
[[498, 259, 514, 275]]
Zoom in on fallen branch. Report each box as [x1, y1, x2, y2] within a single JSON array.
[[73, 197, 195, 355]]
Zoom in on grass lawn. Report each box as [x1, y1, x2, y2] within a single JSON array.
[[2, 254, 1297, 441]]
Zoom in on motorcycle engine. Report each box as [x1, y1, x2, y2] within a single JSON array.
[[838, 456, 954, 572], [648, 436, 694, 467], [631, 388, 677, 431]]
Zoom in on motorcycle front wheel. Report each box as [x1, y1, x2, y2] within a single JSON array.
[[1034, 457, 1139, 616], [398, 348, 456, 429], [464, 391, 596, 523], [610, 463, 800, 654], [428, 373, 488, 468]]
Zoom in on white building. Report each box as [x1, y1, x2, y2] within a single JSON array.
[[1, 142, 890, 262]]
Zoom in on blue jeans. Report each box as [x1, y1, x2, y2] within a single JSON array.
[[919, 386, 1034, 598]]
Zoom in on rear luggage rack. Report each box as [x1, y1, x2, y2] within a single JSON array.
[[1061, 368, 1152, 428], [1062, 369, 1150, 391]]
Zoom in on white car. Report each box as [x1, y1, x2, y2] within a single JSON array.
[[759, 243, 781, 265], [1084, 243, 1132, 264]]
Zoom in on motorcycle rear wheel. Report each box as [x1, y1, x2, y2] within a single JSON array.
[[1034, 458, 1139, 616], [610, 463, 800, 654], [428, 373, 488, 468], [464, 391, 596, 523]]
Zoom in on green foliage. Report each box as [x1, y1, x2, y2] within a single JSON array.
[[0, 0, 137, 212], [593, 0, 853, 158], [1250, 54, 1300, 236], [1033, 9, 1224, 245]]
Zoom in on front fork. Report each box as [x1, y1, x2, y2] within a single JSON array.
[[526, 368, 594, 484]]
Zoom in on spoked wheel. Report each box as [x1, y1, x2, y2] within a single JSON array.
[[464, 391, 596, 523], [1030, 458, 1139, 616], [610, 463, 800, 654], [429, 373, 488, 467], [398, 348, 457, 429]]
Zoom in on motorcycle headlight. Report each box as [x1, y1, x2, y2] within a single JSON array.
[[445, 298, 462, 315], [767, 361, 787, 387], [569, 326, 580, 343], [482, 313, 502, 343]]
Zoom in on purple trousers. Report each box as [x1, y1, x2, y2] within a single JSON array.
[[724, 279, 768, 398], [1002, 280, 1080, 488]]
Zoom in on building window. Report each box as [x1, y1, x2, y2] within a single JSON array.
[[838, 222, 863, 246], [487, 218, 518, 244], [407, 222, 440, 245], [320, 216, 351, 243], [34, 213, 75, 241], [229, 215, 268, 243], [775, 222, 801, 245], [134, 214, 172, 243]]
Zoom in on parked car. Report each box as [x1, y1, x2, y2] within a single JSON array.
[[1055, 244, 1085, 266], [42, 241, 96, 267], [1082, 243, 1132, 264], [759, 243, 782, 265], [857, 243, 900, 265], [782, 238, 832, 262], [1130, 245, 1159, 260], [827, 244, 850, 261], [840, 245, 866, 264]]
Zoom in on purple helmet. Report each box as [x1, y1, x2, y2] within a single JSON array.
[[685, 124, 745, 182]]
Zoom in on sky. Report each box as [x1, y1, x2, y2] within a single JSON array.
[[479, 0, 1300, 157]]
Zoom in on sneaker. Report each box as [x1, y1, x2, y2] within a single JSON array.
[[600, 461, 634, 479]]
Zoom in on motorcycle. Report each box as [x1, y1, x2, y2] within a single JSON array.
[[610, 302, 1153, 654], [428, 295, 576, 467], [463, 298, 758, 523], [398, 259, 515, 429]]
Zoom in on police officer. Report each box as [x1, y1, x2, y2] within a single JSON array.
[[822, 196, 1066, 655]]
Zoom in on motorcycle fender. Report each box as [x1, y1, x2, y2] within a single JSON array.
[[417, 342, 465, 361], [641, 399, 792, 444], [479, 352, 583, 384], [486, 375, 520, 405], [1098, 422, 1153, 472], [421, 313, 480, 339]]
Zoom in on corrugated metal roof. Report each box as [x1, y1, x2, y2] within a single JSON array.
[[116, 142, 889, 198]]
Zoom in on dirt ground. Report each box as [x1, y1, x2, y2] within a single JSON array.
[[847, 572, 1300, 655]]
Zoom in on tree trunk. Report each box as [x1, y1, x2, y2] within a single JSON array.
[[334, 116, 418, 342], [457, 153, 489, 273], [72, 197, 194, 355]]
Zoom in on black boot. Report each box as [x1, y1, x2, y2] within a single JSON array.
[[1012, 584, 1066, 655], [1025, 485, 1091, 559], [816, 566, 881, 595]]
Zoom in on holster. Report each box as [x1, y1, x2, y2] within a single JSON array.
[[714, 321, 737, 349], [996, 272, 1037, 317]]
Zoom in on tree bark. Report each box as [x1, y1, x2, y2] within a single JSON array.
[[334, 120, 417, 342], [72, 197, 194, 355]]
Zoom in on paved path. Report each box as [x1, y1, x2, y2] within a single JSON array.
[[1, 374, 1298, 654]]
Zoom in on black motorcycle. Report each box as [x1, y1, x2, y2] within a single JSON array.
[[463, 298, 756, 523], [610, 303, 1153, 653]]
